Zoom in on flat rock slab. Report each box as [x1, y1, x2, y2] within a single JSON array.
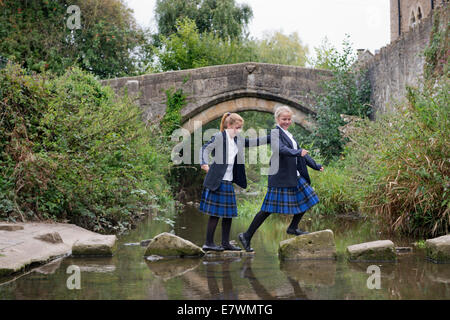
[[72, 236, 117, 257], [426, 235, 450, 263], [144, 233, 204, 258], [347, 240, 397, 262], [278, 229, 337, 261], [0, 222, 116, 278]]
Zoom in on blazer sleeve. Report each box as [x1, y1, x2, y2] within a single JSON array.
[[244, 134, 271, 148], [304, 154, 322, 171], [270, 129, 303, 157], [278, 137, 303, 157], [200, 134, 218, 166]]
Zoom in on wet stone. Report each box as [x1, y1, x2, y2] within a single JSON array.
[[278, 230, 337, 261], [144, 233, 204, 258], [347, 240, 397, 262], [72, 236, 117, 257], [426, 235, 450, 264]]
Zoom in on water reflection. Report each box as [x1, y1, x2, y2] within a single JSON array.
[[0, 203, 449, 300], [204, 257, 240, 300], [146, 258, 202, 281], [280, 260, 337, 287]]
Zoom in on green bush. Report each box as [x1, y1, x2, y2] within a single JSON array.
[[342, 79, 449, 237], [309, 161, 359, 216], [0, 63, 174, 233]]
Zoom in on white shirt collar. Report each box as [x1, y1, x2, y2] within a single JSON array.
[[277, 125, 293, 138]]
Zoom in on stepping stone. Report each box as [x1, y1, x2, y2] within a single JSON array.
[[144, 233, 204, 258], [426, 234, 450, 263], [204, 250, 255, 258], [72, 235, 117, 257], [278, 229, 337, 261], [346, 240, 397, 262]]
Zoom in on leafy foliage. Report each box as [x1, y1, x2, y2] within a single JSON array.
[[254, 31, 309, 66], [310, 36, 372, 162], [154, 18, 257, 72], [155, 0, 253, 40], [0, 63, 173, 233], [0, 0, 150, 78], [161, 87, 187, 136]]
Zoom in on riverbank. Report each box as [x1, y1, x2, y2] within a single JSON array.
[[0, 222, 116, 278]]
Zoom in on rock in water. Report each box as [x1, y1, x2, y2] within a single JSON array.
[[346, 240, 397, 262], [278, 230, 337, 261], [144, 233, 204, 258], [426, 235, 450, 263], [72, 236, 117, 257]]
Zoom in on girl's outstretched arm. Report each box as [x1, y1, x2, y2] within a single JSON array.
[[244, 134, 271, 148], [304, 154, 323, 171]]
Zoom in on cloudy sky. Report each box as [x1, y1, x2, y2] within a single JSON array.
[[125, 0, 391, 56]]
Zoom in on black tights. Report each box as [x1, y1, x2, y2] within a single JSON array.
[[243, 211, 305, 241], [205, 216, 233, 246]]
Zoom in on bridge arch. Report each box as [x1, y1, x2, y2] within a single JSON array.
[[182, 93, 316, 134]]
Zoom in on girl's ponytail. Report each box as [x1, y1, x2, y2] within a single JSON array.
[[220, 112, 231, 132], [220, 112, 244, 132]]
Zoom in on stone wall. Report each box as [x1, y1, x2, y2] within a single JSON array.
[[390, 0, 434, 42], [365, 4, 447, 115]]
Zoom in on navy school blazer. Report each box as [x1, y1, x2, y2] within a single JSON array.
[[268, 126, 322, 188], [200, 131, 270, 191]]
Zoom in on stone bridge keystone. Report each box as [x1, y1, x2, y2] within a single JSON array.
[[101, 62, 332, 133]]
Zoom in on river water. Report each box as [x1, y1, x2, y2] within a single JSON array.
[[0, 204, 449, 300]]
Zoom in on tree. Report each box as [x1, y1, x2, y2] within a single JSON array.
[[253, 30, 309, 66], [311, 36, 372, 162], [308, 37, 336, 70], [0, 0, 149, 78], [154, 18, 257, 72], [155, 0, 253, 40]]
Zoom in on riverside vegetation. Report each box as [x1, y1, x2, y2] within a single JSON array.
[[0, 63, 175, 233], [0, 0, 447, 239]]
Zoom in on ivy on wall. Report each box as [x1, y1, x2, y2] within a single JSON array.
[[160, 87, 187, 137]]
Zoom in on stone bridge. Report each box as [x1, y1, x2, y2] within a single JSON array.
[[101, 62, 332, 133]]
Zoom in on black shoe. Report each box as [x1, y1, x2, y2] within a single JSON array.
[[238, 233, 254, 252], [286, 228, 310, 236], [202, 244, 225, 252], [221, 243, 242, 251]]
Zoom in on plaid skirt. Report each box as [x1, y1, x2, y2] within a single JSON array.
[[199, 181, 238, 218], [260, 177, 319, 215]]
